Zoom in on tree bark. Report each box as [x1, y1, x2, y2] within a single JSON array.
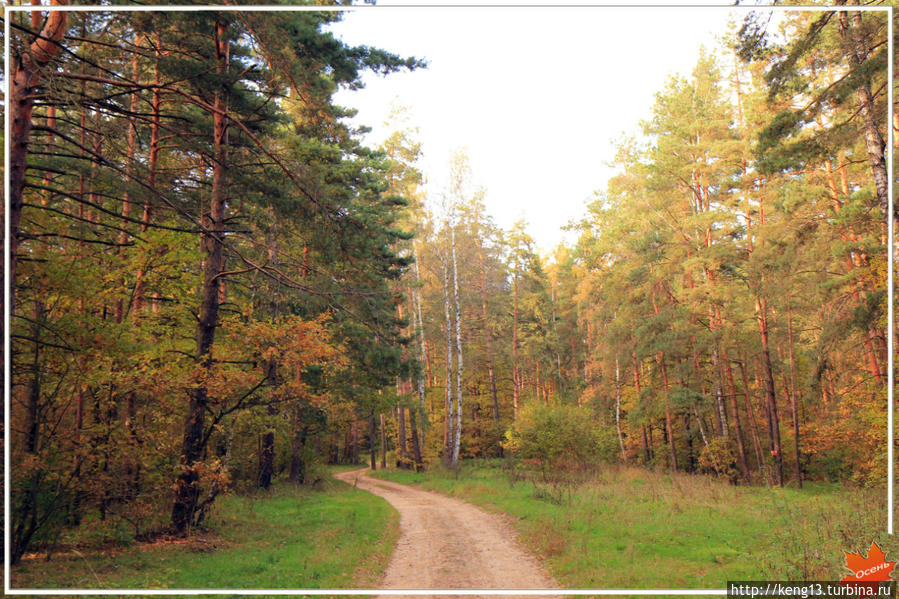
[[442, 255, 453, 457], [450, 225, 463, 469], [693, 405, 710, 450], [633, 353, 649, 464], [172, 21, 229, 534], [408, 407, 423, 472], [786, 302, 802, 487], [739, 358, 765, 474], [289, 409, 307, 484], [641, 426, 650, 465], [722, 351, 750, 483], [258, 363, 277, 489], [413, 243, 428, 447], [837, 4, 891, 224], [683, 412, 695, 472], [258, 430, 275, 488], [756, 298, 783, 487], [658, 353, 678, 472], [24, 300, 44, 455], [711, 347, 729, 439], [380, 413, 387, 469], [352, 418, 359, 464], [397, 405, 407, 468], [615, 357, 626, 461], [9, 3, 69, 316], [822, 156, 885, 384], [369, 411, 377, 470]]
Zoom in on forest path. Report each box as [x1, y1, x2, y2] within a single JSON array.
[[333, 468, 559, 598]]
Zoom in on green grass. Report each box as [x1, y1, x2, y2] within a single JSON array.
[[370, 459, 894, 588], [11, 474, 399, 590]]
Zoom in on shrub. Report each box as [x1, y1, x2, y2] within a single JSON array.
[[697, 437, 738, 482], [504, 403, 603, 478]]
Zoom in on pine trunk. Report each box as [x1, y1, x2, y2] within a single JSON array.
[[633, 354, 649, 464], [24, 301, 44, 455], [172, 21, 229, 534], [722, 350, 750, 483], [756, 298, 783, 487], [289, 408, 307, 484], [786, 303, 802, 487], [258, 359, 278, 489], [408, 407, 423, 472], [658, 353, 678, 472], [352, 419, 359, 464], [369, 411, 377, 470], [9, 4, 69, 316], [397, 405, 407, 468], [837, 5, 890, 224], [823, 157, 885, 384], [739, 359, 765, 474], [380, 413, 387, 469]]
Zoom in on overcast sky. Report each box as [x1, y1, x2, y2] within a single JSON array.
[[327, 3, 755, 252]]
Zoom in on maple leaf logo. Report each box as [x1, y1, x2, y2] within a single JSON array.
[[842, 542, 896, 583]]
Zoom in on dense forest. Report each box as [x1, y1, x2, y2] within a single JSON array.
[[5, 3, 892, 568]]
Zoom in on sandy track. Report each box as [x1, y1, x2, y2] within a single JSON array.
[[333, 468, 558, 598]]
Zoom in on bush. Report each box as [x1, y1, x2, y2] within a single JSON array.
[[697, 437, 738, 482], [504, 403, 604, 478], [11, 465, 74, 564], [595, 425, 623, 463]]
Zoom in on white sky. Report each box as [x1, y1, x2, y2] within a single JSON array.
[[328, 3, 749, 252]]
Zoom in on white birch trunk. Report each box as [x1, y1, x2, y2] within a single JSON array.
[[451, 224, 463, 468], [711, 347, 729, 438], [693, 405, 710, 449], [615, 357, 626, 461], [442, 253, 454, 459], [413, 242, 428, 446]]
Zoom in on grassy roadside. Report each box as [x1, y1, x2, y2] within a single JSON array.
[[370, 459, 893, 588], [11, 473, 399, 590]]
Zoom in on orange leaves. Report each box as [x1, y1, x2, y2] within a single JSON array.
[[225, 314, 339, 363], [214, 313, 344, 403], [842, 542, 896, 583]]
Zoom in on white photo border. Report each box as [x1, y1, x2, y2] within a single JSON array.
[[3, 2, 894, 595]]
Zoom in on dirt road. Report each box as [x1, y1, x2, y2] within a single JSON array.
[[333, 468, 558, 596]]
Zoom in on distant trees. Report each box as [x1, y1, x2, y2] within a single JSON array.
[[567, 9, 887, 486], [401, 8, 887, 491]]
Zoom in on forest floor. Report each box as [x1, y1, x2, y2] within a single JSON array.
[[333, 467, 558, 596], [370, 459, 895, 589], [10, 472, 399, 590]]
